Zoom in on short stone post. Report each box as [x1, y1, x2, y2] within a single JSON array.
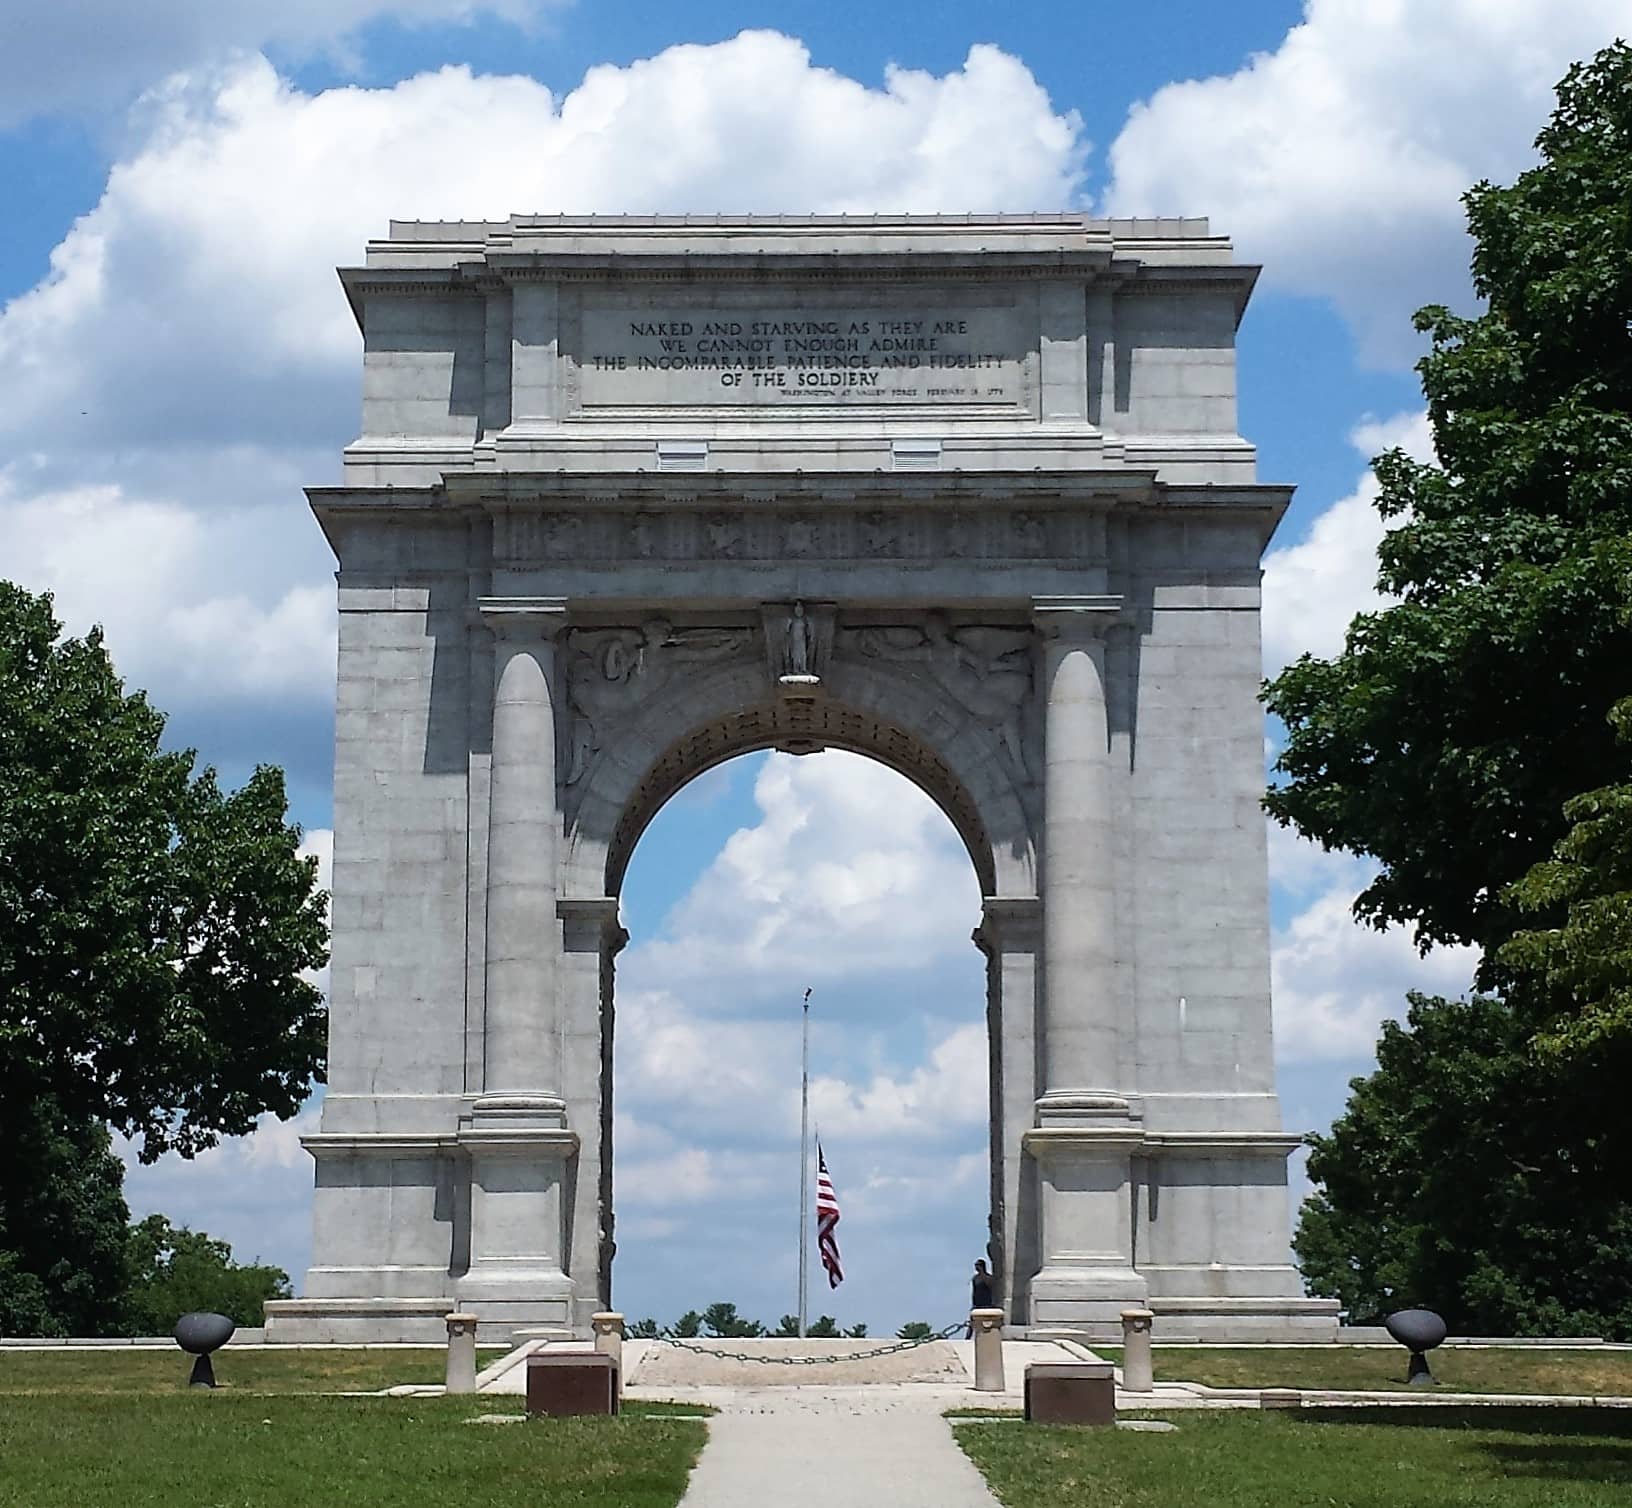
[[1120, 1307, 1154, 1393], [592, 1311, 624, 1394], [445, 1312, 479, 1395], [971, 1308, 1006, 1392]]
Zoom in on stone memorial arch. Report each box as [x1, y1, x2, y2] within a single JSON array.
[[263, 215, 1339, 1344]]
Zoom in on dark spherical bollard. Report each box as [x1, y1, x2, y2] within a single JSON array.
[[174, 1312, 236, 1389], [1384, 1308, 1447, 1387]]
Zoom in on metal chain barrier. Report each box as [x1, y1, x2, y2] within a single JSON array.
[[653, 1320, 967, 1365]]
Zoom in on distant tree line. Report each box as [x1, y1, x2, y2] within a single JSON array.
[[625, 1302, 892, 1339]]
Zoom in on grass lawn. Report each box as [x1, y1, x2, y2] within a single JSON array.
[[0, 1393, 705, 1508], [0, 1347, 507, 1395], [1127, 1347, 1632, 1396], [957, 1406, 1632, 1508]]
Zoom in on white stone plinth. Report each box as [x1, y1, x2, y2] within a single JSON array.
[[1120, 1307, 1154, 1393], [971, 1309, 1005, 1392], [445, 1312, 478, 1394], [593, 1311, 624, 1389]]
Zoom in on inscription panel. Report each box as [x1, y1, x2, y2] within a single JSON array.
[[570, 288, 1033, 409]]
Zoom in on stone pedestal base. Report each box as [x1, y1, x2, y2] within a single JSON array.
[[1025, 1099, 1150, 1327], [266, 1096, 583, 1345], [1145, 1295, 1341, 1342], [454, 1096, 577, 1329], [1024, 1108, 1342, 1342], [264, 1296, 465, 1344]]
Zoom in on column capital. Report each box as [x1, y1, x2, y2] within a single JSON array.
[[478, 596, 569, 639], [972, 895, 1042, 954], [558, 897, 628, 955], [1031, 594, 1125, 639]]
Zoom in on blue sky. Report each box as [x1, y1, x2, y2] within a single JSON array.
[[2, 0, 1625, 1334]]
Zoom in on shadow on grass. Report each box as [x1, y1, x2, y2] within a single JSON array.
[[1294, 1406, 1632, 1488], [1293, 1406, 1632, 1438], [1479, 1440, 1632, 1486]]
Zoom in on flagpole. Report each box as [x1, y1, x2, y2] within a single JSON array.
[[798, 986, 812, 1340]]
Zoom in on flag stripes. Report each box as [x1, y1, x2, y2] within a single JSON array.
[[816, 1144, 843, 1288]]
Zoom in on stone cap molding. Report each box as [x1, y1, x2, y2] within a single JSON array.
[[1023, 1127, 1307, 1161], [312, 472, 1293, 527]]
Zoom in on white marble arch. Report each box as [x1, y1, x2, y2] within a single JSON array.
[[264, 212, 1342, 1345], [560, 646, 1041, 1325]]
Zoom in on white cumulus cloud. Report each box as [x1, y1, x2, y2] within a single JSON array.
[[1268, 823, 1477, 1065], [120, 1102, 323, 1278], [1261, 408, 1431, 672], [0, 474, 336, 703], [0, 35, 1084, 716], [629, 752, 984, 993], [0, 0, 567, 128], [1104, 0, 1630, 363], [1272, 880, 1478, 1063], [609, 752, 994, 1328]]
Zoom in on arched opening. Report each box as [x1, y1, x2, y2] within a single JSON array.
[[607, 747, 991, 1336]]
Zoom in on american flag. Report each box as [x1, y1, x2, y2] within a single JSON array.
[[816, 1144, 844, 1288]]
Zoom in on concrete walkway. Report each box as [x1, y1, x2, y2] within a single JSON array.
[[677, 1388, 1000, 1508]]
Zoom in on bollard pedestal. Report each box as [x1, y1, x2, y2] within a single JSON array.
[[971, 1308, 1006, 1392], [1119, 1306, 1154, 1393], [445, 1312, 479, 1395], [592, 1312, 625, 1397]]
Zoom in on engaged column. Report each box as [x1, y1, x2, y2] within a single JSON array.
[[1027, 594, 1147, 1325], [457, 595, 576, 1331]]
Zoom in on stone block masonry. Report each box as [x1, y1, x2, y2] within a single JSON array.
[[264, 214, 1338, 1345]]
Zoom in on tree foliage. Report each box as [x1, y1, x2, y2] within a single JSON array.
[[0, 581, 329, 1162], [0, 1103, 130, 1337], [1264, 44, 1632, 963], [1500, 698, 1632, 1060], [122, 1215, 291, 1334], [1268, 45, 1632, 1338], [896, 1320, 935, 1341], [1292, 994, 1632, 1336], [0, 580, 327, 1330], [700, 1301, 765, 1338]]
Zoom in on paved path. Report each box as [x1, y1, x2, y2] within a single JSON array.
[[677, 1389, 1001, 1508]]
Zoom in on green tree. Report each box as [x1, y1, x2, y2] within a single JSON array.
[[1264, 44, 1632, 962], [1266, 45, 1632, 1338], [0, 1103, 130, 1337], [122, 1216, 291, 1334], [1500, 698, 1632, 1060], [626, 1317, 661, 1339], [0, 582, 328, 1330], [669, 1310, 703, 1338], [844, 1323, 867, 1339], [896, 1320, 934, 1341], [700, 1301, 764, 1338], [773, 1314, 801, 1337], [1293, 994, 1631, 1336], [804, 1315, 839, 1338]]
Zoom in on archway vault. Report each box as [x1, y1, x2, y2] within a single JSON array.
[[605, 698, 998, 897], [561, 645, 1041, 905]]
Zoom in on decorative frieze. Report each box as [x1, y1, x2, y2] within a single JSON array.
[[495, 506, 1096, 564]]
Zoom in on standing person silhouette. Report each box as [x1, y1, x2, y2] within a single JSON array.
[[966, 1259, 996, 1335]]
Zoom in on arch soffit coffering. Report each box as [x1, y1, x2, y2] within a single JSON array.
[[562, 655, 1039, 902]]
